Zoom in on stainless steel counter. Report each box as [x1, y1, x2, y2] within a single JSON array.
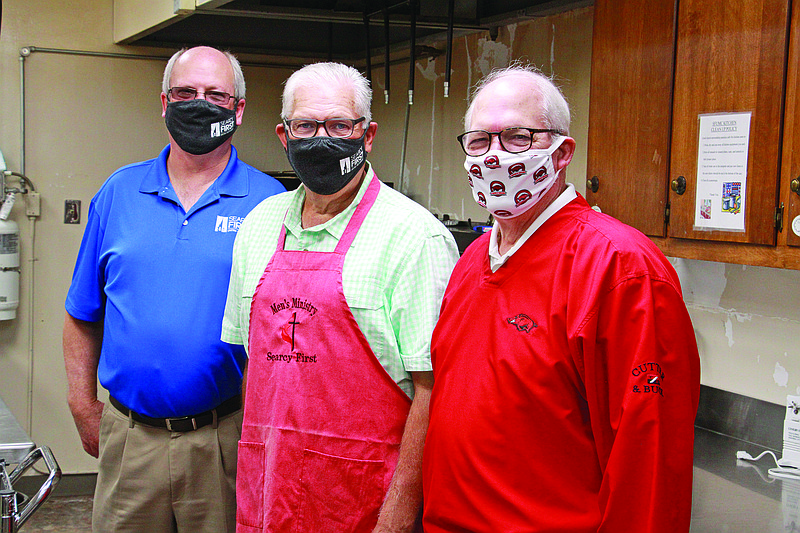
[[0, 397, 34, 465], [691, 427, 799, 532]]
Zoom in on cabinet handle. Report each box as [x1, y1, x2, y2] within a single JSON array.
[[587, 176, 599, 193], [792, 178, 800, 194], [671, 176, 687, 195]]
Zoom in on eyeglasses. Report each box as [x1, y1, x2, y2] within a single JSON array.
[[285, 117, 366, 139], [167, 87, 235, 106], [457, 127, 561, 156]]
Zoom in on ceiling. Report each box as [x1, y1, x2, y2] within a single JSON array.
[[127, 0, 591, 66]]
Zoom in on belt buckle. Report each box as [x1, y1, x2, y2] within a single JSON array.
[[165, 416, 197, 432]]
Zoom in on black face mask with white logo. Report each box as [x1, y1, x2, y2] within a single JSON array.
[[165, 99, 237, 155], [286, 135, 366, 196]]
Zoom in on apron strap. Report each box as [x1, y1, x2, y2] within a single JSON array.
[[333, 174, 381, 254], [274, 174, 381, 254]]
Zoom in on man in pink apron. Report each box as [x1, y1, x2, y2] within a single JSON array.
[[221, 62, 459, 533]]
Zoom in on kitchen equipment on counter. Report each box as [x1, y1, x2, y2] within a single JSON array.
[[0, 396, 61, 532]]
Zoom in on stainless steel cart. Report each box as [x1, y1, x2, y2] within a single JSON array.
[[0, 396, 61, 532]]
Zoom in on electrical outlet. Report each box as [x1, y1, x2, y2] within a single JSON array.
[[26, 192, 41, 217], [64, 200, 81, 224]]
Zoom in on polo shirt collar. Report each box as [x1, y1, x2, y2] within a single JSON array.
[[139, 144, 247, 198], [285, 162, 375, 240]]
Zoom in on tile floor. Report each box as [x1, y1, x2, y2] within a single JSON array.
[[18, 495, 92, 532]]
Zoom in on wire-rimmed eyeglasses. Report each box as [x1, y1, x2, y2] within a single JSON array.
[[457, 127, 562, 156], [167, 87, 236, 106], [285, 117, 366, 139]]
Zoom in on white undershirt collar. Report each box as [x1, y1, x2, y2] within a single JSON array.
[[488, 183, 577, 272]]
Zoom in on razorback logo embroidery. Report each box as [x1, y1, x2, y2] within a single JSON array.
[[533, 166, 548, 183], [469, 164, 483, 179], [484, 155, 501, 169], [631, 362, 665, 397], [489, 181, 506, 197], [507, 313, 537, 333], [514, 189, 532, 207], [508, 162, 526, 178]]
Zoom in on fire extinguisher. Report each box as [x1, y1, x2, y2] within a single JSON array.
[[0, 192, 20, 320]]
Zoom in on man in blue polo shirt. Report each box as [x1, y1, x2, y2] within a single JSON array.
[[63, 46, 284, 533]]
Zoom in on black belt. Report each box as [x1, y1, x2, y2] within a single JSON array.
[[109, 395, 241, 432]]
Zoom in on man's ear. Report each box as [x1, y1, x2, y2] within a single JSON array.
[[553, 136, 576, 173], [276, 123, 288, 150], [364, 122, 378, 153]]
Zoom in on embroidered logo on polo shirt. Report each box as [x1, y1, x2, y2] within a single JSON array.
[[631, 362, 665, 397], [506, 313, 537, 333], [215, 215, 245, 233]]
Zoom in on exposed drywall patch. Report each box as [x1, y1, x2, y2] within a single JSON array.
[[465, 38, 473, 95], [508, 23, 517, 58], [419, 57, 440, 209], [417, 57, 439, 82], [674, 259, 727, 308], [774, 361, 789, 388], [475, 38, 511, 78], [724, 317, 735, 347]]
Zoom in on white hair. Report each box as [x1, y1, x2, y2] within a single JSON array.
[[281, 62, 372, 123], [161, 47, 246, 99], [464, 62, 570, 136]]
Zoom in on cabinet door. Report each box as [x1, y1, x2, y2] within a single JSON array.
[[782, 2, 800, 247], [585, 0, 676, 237], [667, 0, 789, 244]]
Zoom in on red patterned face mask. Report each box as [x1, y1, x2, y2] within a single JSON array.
[[465, 136, 564, 219]]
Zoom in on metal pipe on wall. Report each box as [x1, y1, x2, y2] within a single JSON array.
[[15, 45, 170, 439]]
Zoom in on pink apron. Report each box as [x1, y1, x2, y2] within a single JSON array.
[[236, 176, 412, 533]]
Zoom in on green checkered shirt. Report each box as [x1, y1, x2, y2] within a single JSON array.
[[222, 164, 459, 398]]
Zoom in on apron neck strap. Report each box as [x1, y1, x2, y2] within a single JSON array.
[[334, 174, 380, 254], [275, 174, 381, 254]]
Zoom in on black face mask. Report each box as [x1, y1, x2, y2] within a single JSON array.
[[165, 99, 237, 155], [285, 135, 367, 196]]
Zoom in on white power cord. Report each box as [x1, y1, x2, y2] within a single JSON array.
[[737, 449, 800, 480]]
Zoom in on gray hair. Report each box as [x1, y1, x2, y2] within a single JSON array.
[[464, 62, 570, 136], [281, 62, 372, 123], [161, 47, 246, 99]]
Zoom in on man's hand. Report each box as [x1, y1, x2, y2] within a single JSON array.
[[372, 371, 433, 533], [68, 397, 104, 457]]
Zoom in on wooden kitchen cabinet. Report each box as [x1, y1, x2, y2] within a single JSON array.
[[586, 0, 800, 269], [585, 0, 676, 238]]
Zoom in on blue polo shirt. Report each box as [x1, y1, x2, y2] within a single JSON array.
[[65, 145, 285, 418]]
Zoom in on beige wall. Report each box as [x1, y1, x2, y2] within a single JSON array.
[[2, 0, 799, 475]]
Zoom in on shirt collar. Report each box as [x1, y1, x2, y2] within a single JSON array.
[[139, 145, 246, 198], [285, 162, 375, 240], [488, 182, 577, 271]]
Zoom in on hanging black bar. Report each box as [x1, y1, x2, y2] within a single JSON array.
[[327, 22, 333, 62], [408, 0, 416, 105], [383, 0, 391, 104], [363, 11, 372, 84], [445, 0, 455, 97]]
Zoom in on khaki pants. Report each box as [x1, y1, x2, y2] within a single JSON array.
[[92, 402, 242, 533]]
